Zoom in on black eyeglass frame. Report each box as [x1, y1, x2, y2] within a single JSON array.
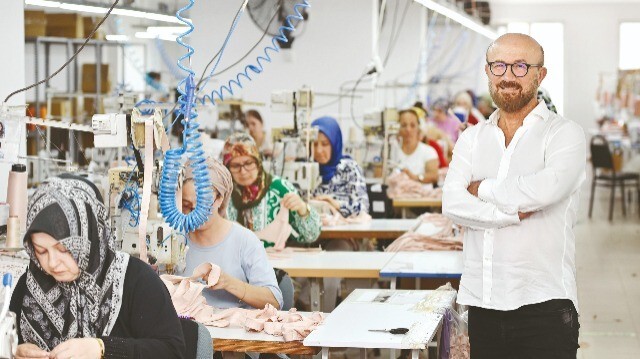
[[487, 61, 544, 77]]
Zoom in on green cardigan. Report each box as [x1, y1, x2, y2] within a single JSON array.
[[227, 176, 321, 247]]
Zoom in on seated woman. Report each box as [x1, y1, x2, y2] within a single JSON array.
[[244, 109, 273, 158], [223, 133, 321, 247], [180, 157, 283, 309], [10, 175, 185, 359], [395, 108, 439, 184], [429, 99, 462, 144], [311, 116, 369, 218]]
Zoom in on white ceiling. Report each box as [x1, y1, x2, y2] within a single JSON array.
[[487, 0, 640, 3]]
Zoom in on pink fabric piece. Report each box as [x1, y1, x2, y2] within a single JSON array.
[[254, 207, 291, 249], [385, 213, 463, 252], [386, 172, 443, 199], [309, 199, 372, 227], [161, 267, 326, 341]]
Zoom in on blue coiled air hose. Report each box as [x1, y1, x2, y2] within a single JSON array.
[[197, 0, 310, 105], [159, 0, 213, 233]]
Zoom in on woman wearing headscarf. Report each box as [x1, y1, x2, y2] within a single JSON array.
[[223, 133, 321, 247], [180, 157, 283, 310], [10, 175, 185, 359], [310, 116, 369, 217]]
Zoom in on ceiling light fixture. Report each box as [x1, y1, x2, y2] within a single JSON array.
[[413, 0, 498, 39], [24, 0, 188, 24]]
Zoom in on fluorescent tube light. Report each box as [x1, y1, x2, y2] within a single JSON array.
[[25, 0, 61, 7], [105, 34, 129, 41], [134, 32, 176, 42], [24, 0, 188, 25], [414, 0, 498, 39]]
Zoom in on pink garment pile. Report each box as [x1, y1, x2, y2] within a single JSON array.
[[160, 263, 325, 341], [386, 172, 443, 199], [309, 199, 372, 227], [385, 213, 463, 252]]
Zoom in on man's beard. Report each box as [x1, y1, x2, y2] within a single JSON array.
[[489, 78, 539, 113]]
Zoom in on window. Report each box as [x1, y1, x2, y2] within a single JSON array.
[[504, 22, 565, 116], [619, 23, 640, 70]]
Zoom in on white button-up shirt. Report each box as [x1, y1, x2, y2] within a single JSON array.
[[442, 100, 586, 311]]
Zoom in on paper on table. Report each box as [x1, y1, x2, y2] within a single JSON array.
[[353, 290, 400, 304], [387, 291, 430, 305]]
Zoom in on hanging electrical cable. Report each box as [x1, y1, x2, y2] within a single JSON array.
[[197, 0, 310, 106], [4, 0, 120, 103]]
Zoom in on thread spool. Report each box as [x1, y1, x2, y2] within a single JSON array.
[[6, 216, 21, 249], [7, 164, 27, 233]]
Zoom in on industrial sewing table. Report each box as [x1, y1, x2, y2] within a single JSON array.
[[392, 197, 443, 218], [379, 251, 464, 289], [268, 251, 397, 312], [304, 289, 457, 359], [318, 218, 418, 240]]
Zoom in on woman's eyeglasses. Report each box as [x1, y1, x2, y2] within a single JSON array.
[[228, 160, 258, 173]]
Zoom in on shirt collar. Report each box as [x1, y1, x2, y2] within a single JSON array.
[[488, 100, 550, 126]]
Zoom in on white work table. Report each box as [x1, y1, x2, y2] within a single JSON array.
[[304, 289, 457, 359], [380, 251, 464, 289], [319, 219, 418, 239], [269, 251, 396, 311], [269, 251, 396, 279]]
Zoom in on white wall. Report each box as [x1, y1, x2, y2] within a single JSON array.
[[188, 0, 490, 135], [0, 1, 26, 202], [491, 2, 640, 130]]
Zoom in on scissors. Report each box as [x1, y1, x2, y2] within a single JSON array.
[[368, 328, 410, 335]]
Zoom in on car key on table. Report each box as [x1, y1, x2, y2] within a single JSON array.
[[368, 328, 410, 335]]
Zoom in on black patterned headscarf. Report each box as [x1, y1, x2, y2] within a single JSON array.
[[20, 175, 129, 350]]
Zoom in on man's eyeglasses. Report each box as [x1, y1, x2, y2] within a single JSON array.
[[228, 160, 258, 173], [487, 61, 543, 77]]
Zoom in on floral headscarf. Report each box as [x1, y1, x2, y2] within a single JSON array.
[[221, 133, 272, 229]]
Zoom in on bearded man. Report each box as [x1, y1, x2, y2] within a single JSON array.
[[442, 33, 586, 358]]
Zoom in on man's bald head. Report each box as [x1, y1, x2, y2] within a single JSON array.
[[486, 33, 544, 66]]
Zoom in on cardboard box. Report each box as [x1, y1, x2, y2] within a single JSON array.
[[48, 99, 73, 119], [82, 64, 110, 94], [83, 97, 104, 118], [46, 13, 84, 38], [25, 10, 46, 38], [83, 16, 105, 40]]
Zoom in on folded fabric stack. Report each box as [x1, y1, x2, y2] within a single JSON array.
[[385, 213, 463, 252], [386, 172, 443, 199]]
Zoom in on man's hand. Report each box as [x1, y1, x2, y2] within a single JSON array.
[[467, 181, 482, 197]]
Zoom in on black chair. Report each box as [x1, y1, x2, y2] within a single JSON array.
[[588, 135, 640, 221], [179, 317, 214, 359], [366, 183, 393, 219]]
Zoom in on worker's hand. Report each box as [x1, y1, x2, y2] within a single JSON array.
[[401, 168, 418, 181], [314, 195, 341, 210], [518, 212, 534, 220], [209, 271, 229, 290], [467, 181, 482, 197], [281, 193, 309, 217], [49, 338, 101, 359], [14, 343, 48, 359]]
